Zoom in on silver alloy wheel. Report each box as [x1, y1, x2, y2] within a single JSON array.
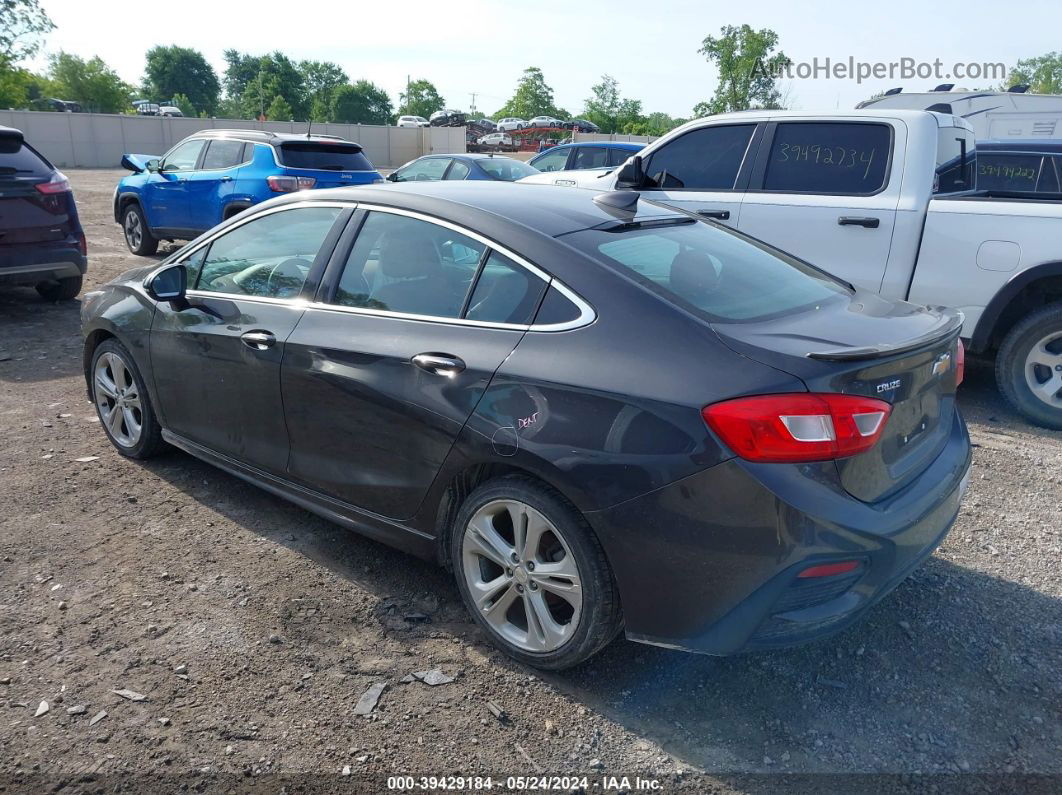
[[124, 209, 142, 250], [461, 499, 582, 653], [1024, 329, 1062, 410], [93, 351, 143, 448]]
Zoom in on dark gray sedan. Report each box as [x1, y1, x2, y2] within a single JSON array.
[[82, 182, 971, 669]]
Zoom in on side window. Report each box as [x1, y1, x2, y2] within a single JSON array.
[[445, 160, 471, 180], [608, 147, 634, 167], [465, 252, 547, 325], [195, 207, 342, 298], [572, 147, 608, 169], [161, 139, 205, 172], [531, 148, 569, 172], [1042, 156, 1062, 192], [644, 124, 754, 190], [763, 122, 891, 194], [201, 139, 247, 170], [533, 285, 582, 326], [394, 158, 449, 182], [334, 212, 485, 318], [181, 245, 208, 287]]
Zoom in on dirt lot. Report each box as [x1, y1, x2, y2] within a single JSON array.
[[0, 170, 1059, 793]]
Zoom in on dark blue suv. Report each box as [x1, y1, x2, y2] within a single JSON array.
[[114, 130, 383, 255]]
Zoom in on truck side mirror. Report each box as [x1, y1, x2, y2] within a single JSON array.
[[614, 155, 645, 189]]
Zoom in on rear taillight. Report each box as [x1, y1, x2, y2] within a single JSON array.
[[956, 339, 965, 387], [77, 231, 87, 256], [702, 393, 892, 463], [35, 173, 71, 194], [267, 175, 316, 192]]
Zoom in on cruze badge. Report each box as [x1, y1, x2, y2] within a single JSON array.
[[932, 352, 952, 377], [876, 379, 901, 394]]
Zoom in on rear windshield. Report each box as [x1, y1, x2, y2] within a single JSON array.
[[567, 219, 849, 323], [0, 142, 51, 175], [478, 157, 539, 181], [278, 142, 375, 171]]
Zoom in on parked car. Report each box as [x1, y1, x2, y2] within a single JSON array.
[[429, 109, 466, 127], [529, 141, 643, 173], [474, 119, 498, 131], [134, 102, 161, 116], [387, 154, 538, 182], [397, 115, 429, 128], [476, 132, 514, 149], [31, 97, 82, 113], [158, 106, 183, 118], [519, 109, 1062, 428], [0, 125, 86, 300], [528, 116, 560, 129], [114, 130, 383, 256], [82, 181, 971, 669], [571, 118, 601, 133], [974, 140, 1062, 194], [496, 118, 527, 132]]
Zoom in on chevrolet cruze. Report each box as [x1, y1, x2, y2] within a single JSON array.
[[82, 182, 971, 669]]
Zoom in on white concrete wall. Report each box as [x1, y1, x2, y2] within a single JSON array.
[[0, 110, 466, 168], [573, 132, 659, 144]]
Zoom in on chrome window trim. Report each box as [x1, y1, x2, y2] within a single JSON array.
[[167, 200, 596, 332]]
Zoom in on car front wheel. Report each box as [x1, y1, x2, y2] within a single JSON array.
[[90, 339, 166, 458], [451, 476, 622, 670], [122, 203, 158, 256], [996, 302, 1062, 429]]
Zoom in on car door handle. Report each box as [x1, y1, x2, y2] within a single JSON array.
[[240, 330, 276, 350], [697, 209, 730, 220], [838, 216, 880, 228], [219, 175, 233, 182], [412, 353, 465, 376]]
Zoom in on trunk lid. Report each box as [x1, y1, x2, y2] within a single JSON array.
[[713, 289, 963, 503], [275, 141, 380, 189]]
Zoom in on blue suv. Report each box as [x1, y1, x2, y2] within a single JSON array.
[[114, 130, 382, 255]]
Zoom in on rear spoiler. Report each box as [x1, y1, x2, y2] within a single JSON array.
[[0, 126, 25, 154], [807, 309, 964, 361]]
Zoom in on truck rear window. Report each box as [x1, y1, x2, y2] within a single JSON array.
[[568, 219, 849, 323], [0, 142, 51, 176], [977, 152, 1061, 193], [278, 142, 374, 171], [762, 122, 891, 195]]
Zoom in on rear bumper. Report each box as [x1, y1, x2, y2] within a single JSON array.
[[585, 408, 972, 655], [0, 243, 86, 285]]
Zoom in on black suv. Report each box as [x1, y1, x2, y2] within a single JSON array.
[[0, 126, 86, 300]]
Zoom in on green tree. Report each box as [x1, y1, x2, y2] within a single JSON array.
[[47, 52, 132, 113], [171, 92, 196, 117], [494, 67, 560, 120], [222, 49, 259, 99], [397, 78, 444, 118], [331, 80, 393, 124], [143, 45, 219, 114], [0, 0, 54, 63], [583, 74, 620, 131], [237, 52, 308, 120], [300, 60, 348, 121], [266, 94, 293, 121], [1003, 52, 1062, 94], [694, 24, 789, 116], [214, 96, 243, 119]]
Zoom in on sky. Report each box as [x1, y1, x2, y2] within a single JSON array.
[[26, 0, 1062, 117]]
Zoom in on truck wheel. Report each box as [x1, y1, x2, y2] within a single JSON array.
[[36, 275, 82, 301], [122, 203, 158, 256], [996, 302, 1062, 430]]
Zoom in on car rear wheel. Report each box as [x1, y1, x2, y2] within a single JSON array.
[[996, 302, 1062, 430], [36, 275, 82, 301], [451, 476, 622, 670], [122, 203, 158, 256], [90, 339, 166, 458]]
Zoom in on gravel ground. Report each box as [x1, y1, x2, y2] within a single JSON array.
[[0, 170, 1059, 793]]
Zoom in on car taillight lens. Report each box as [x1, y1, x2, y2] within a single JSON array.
[[797, 560, 862, 579], [956, 339, 965, 387], [702, 393, 892, 463], [35, 173, 71, 194], [267, 175, 316, 192], [77, 231, 87, 256]]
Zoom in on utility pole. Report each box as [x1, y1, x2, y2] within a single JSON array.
[[405, 74, 410, 113], [470, 92, 477, 116]]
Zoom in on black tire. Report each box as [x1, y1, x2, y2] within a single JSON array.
[[450, 475, 622, 670], [36, 275, 82, 301], [90, 339, 167, 458], [122, 202, 158, 256], [995, 302, 1062, 430]]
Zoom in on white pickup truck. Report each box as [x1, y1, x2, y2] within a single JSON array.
[[522, 110, 1062, 428]]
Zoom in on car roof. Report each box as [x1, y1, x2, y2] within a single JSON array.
[[544, 141, 643, 151], [188, 129, 357, 146], [979, 139, 1062, 152], [274, 180, 683, 238]]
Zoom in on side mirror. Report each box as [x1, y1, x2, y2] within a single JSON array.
[[387, 172, 399, 182], [613, 155, 644, 189], [145, 264, 186, 302], [146, 158, 161, 173]]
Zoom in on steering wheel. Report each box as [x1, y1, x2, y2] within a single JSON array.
[[266, 258, 310, 297]]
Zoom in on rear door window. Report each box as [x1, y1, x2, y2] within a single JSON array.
[[643, 124, 755, 190], [278, 142, 374, 171], [607, 147, 634, 167], [572, 147, 608, 169], [762, 122, 891, 194], [0, 142, 50, 175], [445, 160, 471, 180], [201, 139, 247, 170], [465, 251, 547, 324], [566, 219, 848, 323]]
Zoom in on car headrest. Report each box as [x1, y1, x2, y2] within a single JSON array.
[[669, 249, 721, 298], [377, 231, 440, 279]]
